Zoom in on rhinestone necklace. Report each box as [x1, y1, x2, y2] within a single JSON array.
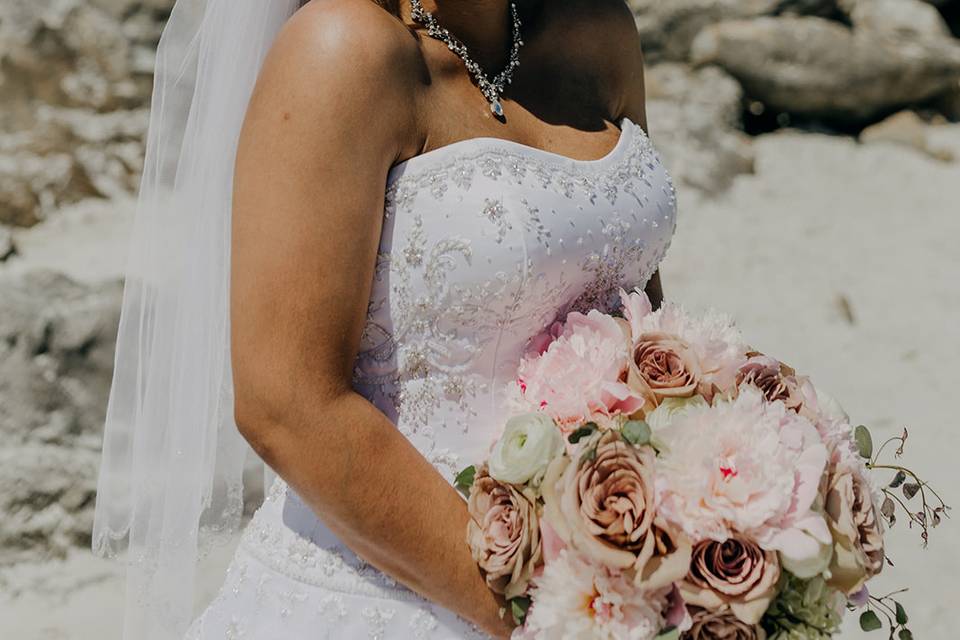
[[410, 0, 524, 117]]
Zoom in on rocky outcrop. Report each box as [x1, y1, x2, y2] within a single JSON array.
[[841, 0, 954, 38], [0, 0, 169, 227], [0, 270, 121, 563], [629, 0, 782, 61], [690, 15, 960, 124]]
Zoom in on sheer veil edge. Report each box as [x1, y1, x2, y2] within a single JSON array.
[[92, 1, 299, 637]]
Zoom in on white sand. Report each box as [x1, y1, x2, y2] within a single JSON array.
[[2, 126, 958, 638]]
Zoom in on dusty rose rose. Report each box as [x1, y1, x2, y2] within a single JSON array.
[[736, 355, 804, 411], [466, 465, 542, 599], [680, 536, 781, 625], [620, 288, 749, 396], [683, 608, 767, 640], [541, 430, 691, 590], [627, 332, 703, 408], [824, 454, 885, 595]]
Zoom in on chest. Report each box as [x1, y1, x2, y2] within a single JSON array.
[[369, 119, 676, 355]]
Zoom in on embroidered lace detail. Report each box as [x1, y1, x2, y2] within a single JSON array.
[[239, 481, 425, 602]]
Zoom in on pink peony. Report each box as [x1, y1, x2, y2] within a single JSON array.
[[517, 549, 670, 640], [620, 289, 749, 397], [654, 385, 831, 564], [517, 309, 645, 428]]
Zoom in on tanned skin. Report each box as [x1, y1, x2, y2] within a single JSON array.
[[230, 1, 661, 637]]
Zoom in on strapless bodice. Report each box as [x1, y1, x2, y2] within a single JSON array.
[[238, 116, 677, 603]]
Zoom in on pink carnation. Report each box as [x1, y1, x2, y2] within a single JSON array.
[[517, 310, 644, 428], [654, 385, 831, 563]]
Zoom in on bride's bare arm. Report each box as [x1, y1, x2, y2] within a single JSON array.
[[230, 4, 512, 638]]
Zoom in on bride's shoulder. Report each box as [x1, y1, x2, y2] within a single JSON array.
[[279, 0, 417, 70], [250, 0, 418, 141], [264, 0, 419, 102]]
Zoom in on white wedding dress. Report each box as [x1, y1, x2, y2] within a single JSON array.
[[184, 116, 677, 639]]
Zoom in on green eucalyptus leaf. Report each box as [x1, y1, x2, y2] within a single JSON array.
[[895, 601, 908, 625], [622, 420, 652, 446], [656, 627, 680, 640], [855, 425, 874, 459], [568, 423, 598, 444], [454, 465, 476, 497], [899, 629, 914, 640], [860, 610, 883, 632], [510, 596, 531, 626]]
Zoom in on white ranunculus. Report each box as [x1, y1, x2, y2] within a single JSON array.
[[488, 413, 563, 485], [645, 396, 709, 451], [780, 538, 833, 579]]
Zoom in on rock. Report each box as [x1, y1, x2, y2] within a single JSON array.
[[629, 0, 782, 61], [0, 0, 173, 118], [691, 16, 960, 124], [0, 270, 121, 447], [628, 0, 853, 61], [0, 269, 121, 562], [934, 81, 960, 121], [0, 107, 148, 226], [860, 110, 956, 161], [841, 0, 953, 38], [0, 226, 15, 261], [0, 152, 78, 227], [0, 0, 164, 227], [0, 445, 100, 564], [645, 63, 755, 193]]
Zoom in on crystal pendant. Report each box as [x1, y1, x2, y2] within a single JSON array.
[[490, 99, 504, 117]]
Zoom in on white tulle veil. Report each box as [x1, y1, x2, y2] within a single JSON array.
[[92, 1, 301, 637]]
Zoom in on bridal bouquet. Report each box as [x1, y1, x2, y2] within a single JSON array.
[[457, 289, 948, 640]]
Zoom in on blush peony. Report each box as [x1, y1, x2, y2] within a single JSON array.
[[654, 385, 831, 565], [517, 309, 644, 428], [516, 549, 669, 640]]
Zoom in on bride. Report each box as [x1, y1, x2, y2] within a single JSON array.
[[92, 0, 676, 638]]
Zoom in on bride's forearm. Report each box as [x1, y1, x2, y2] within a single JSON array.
[[238, 390, 514, 639]]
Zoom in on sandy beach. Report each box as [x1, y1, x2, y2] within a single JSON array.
[[2, 124, 957, 638]]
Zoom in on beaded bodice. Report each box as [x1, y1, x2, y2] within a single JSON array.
[[239, 116, 677, 606], [353, 116, 676, 479]]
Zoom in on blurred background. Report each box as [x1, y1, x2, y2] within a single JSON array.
[[0, 0, 958, 637]]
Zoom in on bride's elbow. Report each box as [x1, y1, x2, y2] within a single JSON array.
[[234, 395, 285, 467]]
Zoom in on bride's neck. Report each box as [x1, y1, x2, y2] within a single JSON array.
[[402, 0, 514, 63]]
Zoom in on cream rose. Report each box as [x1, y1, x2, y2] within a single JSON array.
[[683, 608, 767, 640], [466, 465, 542, 599], [489, 413, 564, 486], [627, 332, 703, 408], [541, 430, 690, 590], [824, 456, 885, 595], [680, 536, 781, 625]]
